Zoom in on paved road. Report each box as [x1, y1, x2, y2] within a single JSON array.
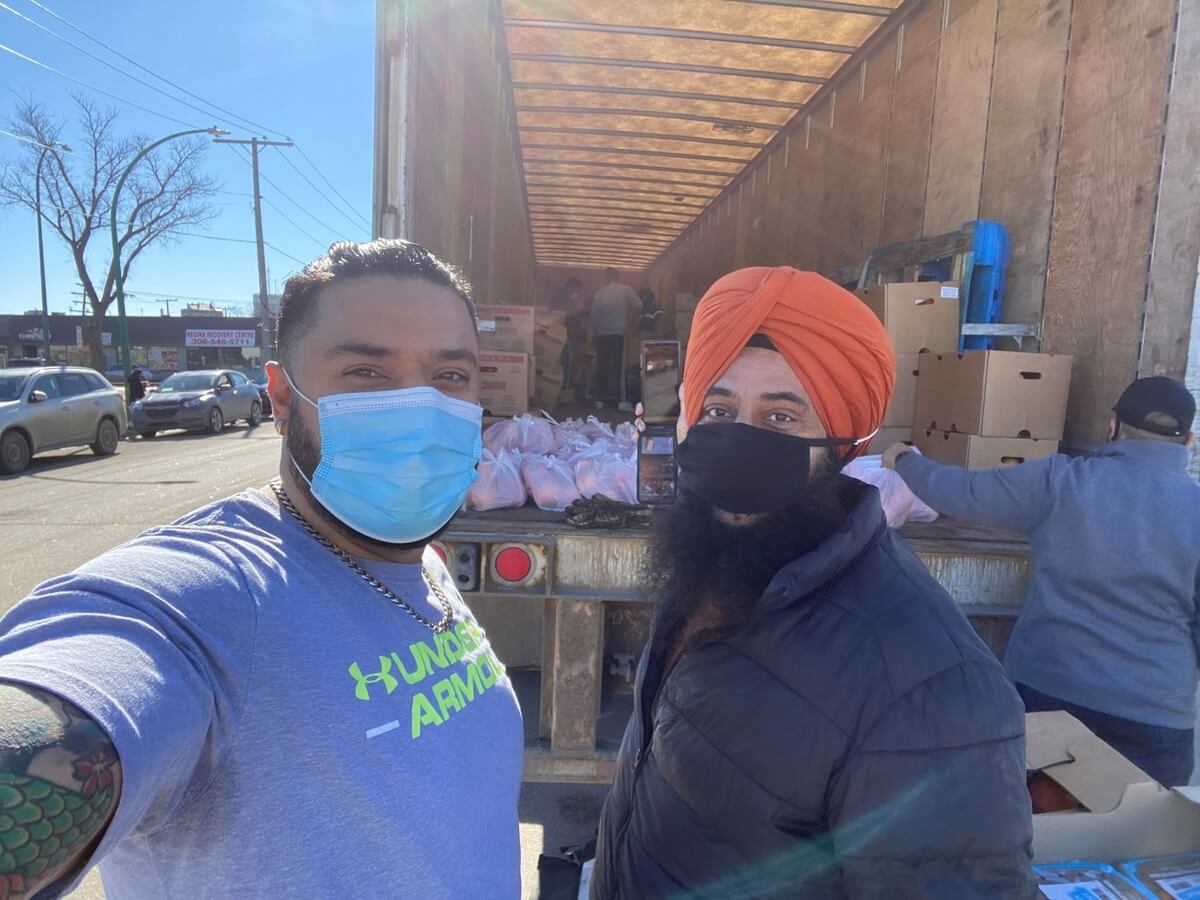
[[2, 426, 605, 899]]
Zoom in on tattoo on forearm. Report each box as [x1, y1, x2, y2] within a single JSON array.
[[0, 685, 119, 899]]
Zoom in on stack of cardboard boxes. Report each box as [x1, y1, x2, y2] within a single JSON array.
[[856, 280, 1073, 468], [913, 350, 1072, 468], [856, 281, 962, 452], [477, 305, 535, 418], [533, 315, 568, 409], [476, 304, 571, 416]]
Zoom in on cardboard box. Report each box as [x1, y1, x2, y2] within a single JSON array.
[[533, 363, 563, 409], [884, 353, 924, 428], [915, 429, 1059, 469], [1027, 712, 1200, 863], [477, 305, 535, 356], [534, 317, 568, 367], [914, 350, 1073, 440], [856, 281, 961, 354], [479, 351, 529, 417]]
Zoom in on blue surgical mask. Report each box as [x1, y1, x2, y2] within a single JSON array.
[[285, 373, 483, 544]]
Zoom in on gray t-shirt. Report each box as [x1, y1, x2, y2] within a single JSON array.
[[0, 490, 523, 898], [589, 283, 641, 338]]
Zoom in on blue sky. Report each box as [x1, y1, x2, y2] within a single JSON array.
[[0, 0, 375, 316]]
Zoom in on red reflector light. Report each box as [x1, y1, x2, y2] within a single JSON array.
[[494, 546, 533, 584], [431, 542, 448, 564]]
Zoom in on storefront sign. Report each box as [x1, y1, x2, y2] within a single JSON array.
[[101, 332, 112, 347], [184, 329, 256, 348], [75, 325, 83, 347], [17, 328, 45, 342]]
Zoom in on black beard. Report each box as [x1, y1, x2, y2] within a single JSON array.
[[646, 458, 857, 659], [286, 401, 449, 553]]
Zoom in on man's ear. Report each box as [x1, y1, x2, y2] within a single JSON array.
[[1187, 430, 1195, 449], [266, 362, 292, 435]]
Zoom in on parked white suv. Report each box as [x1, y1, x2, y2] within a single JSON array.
[[0, 367, 128, 474]]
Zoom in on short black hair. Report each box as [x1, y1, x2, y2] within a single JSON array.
[[275, 239, 476, 363]]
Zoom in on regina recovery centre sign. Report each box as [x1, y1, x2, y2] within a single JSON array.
[[184, 329, 256, 348]]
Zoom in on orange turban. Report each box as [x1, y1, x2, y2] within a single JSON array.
[[683, 267, 895, 457]]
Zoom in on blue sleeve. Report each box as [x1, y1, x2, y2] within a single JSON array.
[[0, 530, 257, 861], [895, 451, 1060, 533]]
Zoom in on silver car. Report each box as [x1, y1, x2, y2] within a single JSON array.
[[129, 369, 263, 437], [0, 367, 128, 474]]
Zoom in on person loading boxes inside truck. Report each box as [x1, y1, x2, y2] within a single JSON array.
[[884, 376, 1200, 786], [588, 267, 641, 411]]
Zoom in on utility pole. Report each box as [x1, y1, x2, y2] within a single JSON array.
[[214, 136, 293, 356]]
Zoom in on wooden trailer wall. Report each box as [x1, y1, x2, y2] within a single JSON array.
[[374, 0, 537, 307], [647, 0, 1200, 445]]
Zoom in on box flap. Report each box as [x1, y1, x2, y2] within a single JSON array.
[[1026, 712, 1152, 814]]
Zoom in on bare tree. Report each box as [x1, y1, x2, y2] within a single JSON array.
[[0, 96, 217, 368]]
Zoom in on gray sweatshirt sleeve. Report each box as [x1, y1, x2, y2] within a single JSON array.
[[895, 450, 1059, 533]]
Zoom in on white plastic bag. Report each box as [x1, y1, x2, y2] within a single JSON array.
[[842, 454, 938, 528], [484, 414, 555, 456], [521, 454, 581, 512], [467, 449, 527, 511], [575, 451, 637, 505]]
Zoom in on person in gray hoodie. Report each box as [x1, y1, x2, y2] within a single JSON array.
[[884, 376, 1199, 785]]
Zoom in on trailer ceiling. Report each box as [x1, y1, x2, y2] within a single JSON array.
[[502, 0, 902, 270]]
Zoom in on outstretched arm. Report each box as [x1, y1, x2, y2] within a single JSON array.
[[0, 682, 120, 899]]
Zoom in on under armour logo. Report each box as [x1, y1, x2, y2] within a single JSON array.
[[348, 657, 399, 701]]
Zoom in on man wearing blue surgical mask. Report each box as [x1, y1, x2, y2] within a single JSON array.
[[0, 240, 523, 899]]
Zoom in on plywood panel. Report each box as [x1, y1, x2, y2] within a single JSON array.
[[506, 25, 848, 80], [978, 0, 1071, 330], [879, 0, 941, 244], [923, 0, 997, 236], [514, 88, 795, 127], [503, 0, 897, 47], [805, 97, 836, 272], [1042, 0, 1176, 444], [1141, 0, 1200, 379]]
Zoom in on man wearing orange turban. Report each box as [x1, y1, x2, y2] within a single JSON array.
[[591, 268, 1034, 899]]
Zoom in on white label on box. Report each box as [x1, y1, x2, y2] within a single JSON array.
[[478, 319, 497, 334], [1158, 874, 1200, 899], [1038, 884, 1125, 899], [940, 286, 960, 299]]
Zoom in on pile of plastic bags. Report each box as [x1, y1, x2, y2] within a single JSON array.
[[842, 454, 938, 529], [468, 414, 637, 512]]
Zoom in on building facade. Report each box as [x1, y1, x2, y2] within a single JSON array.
[[0, 313, 265, 374]]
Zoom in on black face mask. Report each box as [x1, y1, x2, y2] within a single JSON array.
[[675, 423, 860, 514]]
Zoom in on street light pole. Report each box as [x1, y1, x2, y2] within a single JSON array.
[[34, 141, 70, 362], [109, 126, 227, 387]]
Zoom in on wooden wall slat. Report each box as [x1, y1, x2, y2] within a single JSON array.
[[1041, 0, 1176, 444], [879, 0, 942, 244], [842, 35, 898, 268], [1141, 0, 1200, 380], [923, 0, 997, 236], [978, 0, 1071, 332]]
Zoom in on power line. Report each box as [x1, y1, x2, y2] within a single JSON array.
[[177, 230, 308, 265], [0, 2, 249, 134], [293, 143, 371, 233], [14, 0, 292, 141], [0, 41, 204, 129], [271, 144, 370, 233], [13, 0, 365, 244], [224, 143, 341, 243], [0, 127, 61, 150], [264, 242, 308, 266], [261, 196, 328, 250]]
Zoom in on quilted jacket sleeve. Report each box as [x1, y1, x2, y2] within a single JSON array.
[[825, 660, 1038, 899]]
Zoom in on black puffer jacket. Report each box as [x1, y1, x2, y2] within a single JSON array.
[[591, 486, 1036, 899]]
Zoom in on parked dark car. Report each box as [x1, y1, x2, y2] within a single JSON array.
[[129, 369, 263, 437], [252, 371, 272, 417], [0, 367, 127, 474], [5, 358, 48, 369]]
